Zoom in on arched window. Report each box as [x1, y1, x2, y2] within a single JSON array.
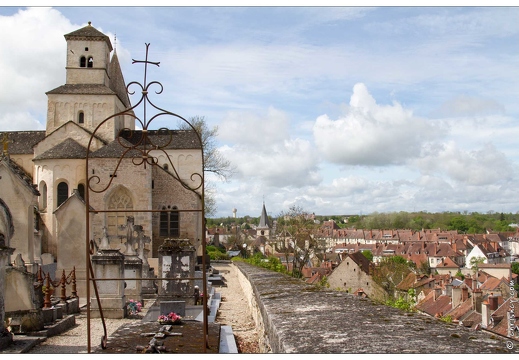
[[39, 181, 47, 210], [80, 56, 86, 68], [106, 187, 133, 237], [160, 206, 179, 237], [77, 184, 85, 200], [57, 182, 68, 207], [87, 56, 93, 68], [78, 111, 84, 124]]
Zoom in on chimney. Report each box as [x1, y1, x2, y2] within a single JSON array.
[[482, 301, 490, 328], [473, 289, 483, 313], [489, 295, 499, 311], [462, 287, 469, 302], [452, 287, 462, 308], [446, 283, 453, 298], [434, 287, 442, 301]]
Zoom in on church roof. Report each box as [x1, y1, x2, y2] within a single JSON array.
[[258, 203, 270, 229], [2, 131, 46, 155], [120, 130, 202, 150], [33, 138, 87, 160], [64, 22, 113, 51], [88, 137, 142, 158], [46, 83, 117, 96], [108, 52, 131, 108], [0, 155, 39, 195]]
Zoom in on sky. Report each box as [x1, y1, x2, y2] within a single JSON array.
[[0, 5, 518, 219]]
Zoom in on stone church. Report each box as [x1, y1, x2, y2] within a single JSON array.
[[0, 23, 204, 297]]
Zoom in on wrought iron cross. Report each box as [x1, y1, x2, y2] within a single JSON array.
[[132, 43, 160, 90]]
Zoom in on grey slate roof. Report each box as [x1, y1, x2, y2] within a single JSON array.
[[46, 84, 116, 96], [88, 137, 142, 158], [108, 52, 131, 108], [120, 129, 201, 150], [2, 131, 46, 155], [33, 138, 87, 160], [88, 129, 200, 158], [0, 155, 39, 195], [64, 22, 112, 51], [258, 203, 270, 229]]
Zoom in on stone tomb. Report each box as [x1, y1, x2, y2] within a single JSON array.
[[90, 249, 126, 319], [158, 239, 196, 304], [124, 255, 143, 305], [0, 245, 15, 349]]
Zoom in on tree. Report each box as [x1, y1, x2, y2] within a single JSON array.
[[418, 260, 431, 276], [373, 256, 413, 297], [178, 116, 235, 216], [275, 205, 320, 278], [362, 250, 373, 262], [470, 256, 486, 275], [511, 262, 519, 276]]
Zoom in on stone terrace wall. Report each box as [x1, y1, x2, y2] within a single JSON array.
[[234, 261, 519, 354]]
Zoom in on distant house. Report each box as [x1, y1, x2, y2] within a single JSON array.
[[435, 257, 460, 276], [484, 297, 519, 338], [395, 273, 437, 301], [327, 251, 386, 301], [479, 276, 510, 297]]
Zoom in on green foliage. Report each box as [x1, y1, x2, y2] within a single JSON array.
[[206, 245, 229, 260], [361, 250, 373, 262], [241, 253, 288, 274], [317, 275, 330, 288], [385, 295, 415, 312], [455, 270, 465, 280], [374, 256, 413, 295], [312, 211, 519, 232], [418, 260, 431, 275], [389, 255, 408, 264], [448, 216, 469, 232], [440, 315, 453, 323], [511, 262, 519, 275], [470, 256, 486, 273]]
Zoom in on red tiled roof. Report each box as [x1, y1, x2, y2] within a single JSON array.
[[479, 276, 507, 291], [416, 292, 452, 318], [444, 298, 472, 321], [436, 257, 459, 268]]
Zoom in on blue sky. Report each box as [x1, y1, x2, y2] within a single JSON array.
[[0, 6, 518, 218]]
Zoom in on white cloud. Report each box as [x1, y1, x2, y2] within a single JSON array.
[[0, 111, 45, 131], [0, 8, 76, 127], [313, 83, 441, 166], [412, 142, 516, 186], [218, 107, 320, 188]]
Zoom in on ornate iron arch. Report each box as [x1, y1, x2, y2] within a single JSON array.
[[84, 43, 208, 353]]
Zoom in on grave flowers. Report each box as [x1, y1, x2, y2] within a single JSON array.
[[158, 312, 182, 325], [127, 299, 142, 315]]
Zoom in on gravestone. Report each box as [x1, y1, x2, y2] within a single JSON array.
[[90, 249, 126, 318], [119, 218, 143, 304], [141, 248, 157, 299], [158, 239, 196, 305], [135, 226, 155, 299], [160, 301, 186, 317], [0, 245, 15, 349]]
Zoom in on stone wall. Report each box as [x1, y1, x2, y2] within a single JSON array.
[[234, 261, 519, 353]]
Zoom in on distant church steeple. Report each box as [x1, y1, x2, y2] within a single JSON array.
[[257, 201, 271, 239]]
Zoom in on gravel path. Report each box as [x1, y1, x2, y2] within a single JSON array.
[[27, 261, 260, 354], [212, 262, 261, 353]]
